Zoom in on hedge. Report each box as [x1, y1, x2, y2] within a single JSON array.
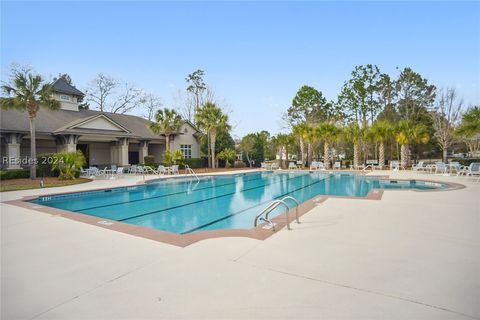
[[37, 153, 60, 177], [0, 169, 30, 180], [143, 155, 156, 167], [449, 158, 480, 166], [182, 158, 206, 168]]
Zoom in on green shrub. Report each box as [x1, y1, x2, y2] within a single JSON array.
[[182, 158, 205, 168], [163, 150, 183, 166], [0, 169, 30, 180], [217, 148, 236, 168], [51, 150, 86, 180], [37, 153, 60, 177], [144, 155, 156, 167]]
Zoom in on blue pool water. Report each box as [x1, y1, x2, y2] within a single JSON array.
[[32, 172, 446, 234]]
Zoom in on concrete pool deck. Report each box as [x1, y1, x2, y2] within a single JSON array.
[[1, 170, 479, 319]]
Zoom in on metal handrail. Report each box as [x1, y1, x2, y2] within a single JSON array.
[[254, 195, 301, 231], [254, 200, 291, 230], [268, 196, 300, 224], [184, 165, 200, 182]]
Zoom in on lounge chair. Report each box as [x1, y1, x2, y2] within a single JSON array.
[[136, 166, 146, 174], [288, 162, 297, 170], [412, 161, 426, 172], [434, 162, 447, 175], [271, 162, 279, 170], [389, 161, 403, 171], [156, 165, 167, 175], [128, 165, 137, 174], [310, 161, 325, 170], [334, 161, 341, 170], [143, 166, 157, 174], [448, 161, 461, 174], [457, 162, 480, 177]]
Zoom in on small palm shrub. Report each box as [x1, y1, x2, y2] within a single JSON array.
[[163, 150, 183, 166], [51, 150, 86, 180], [217, 148, 236, 168]]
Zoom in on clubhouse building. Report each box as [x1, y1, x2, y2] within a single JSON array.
[[0, 79, 201, 170]]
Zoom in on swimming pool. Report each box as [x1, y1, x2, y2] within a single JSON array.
[[32, 172, 448, 234]]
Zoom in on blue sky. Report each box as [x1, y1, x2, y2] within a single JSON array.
[[2, 1, 479, 137]]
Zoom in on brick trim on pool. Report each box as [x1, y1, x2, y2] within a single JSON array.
[[4, 173, 465, 247]]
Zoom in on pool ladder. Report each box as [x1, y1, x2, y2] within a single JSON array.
[[254, 196, 300, 232], [184, 165, 200, 182]]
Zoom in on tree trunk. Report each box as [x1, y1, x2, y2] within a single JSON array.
[[307, 142, 312, 167], [379, 141, 385, 169], [400, 144, 409, 169], [442, 148, 448, 163], [299, 138, 305, 168], [353, 143, 359, 169], [29, 117, 37, 179], [285, 148, 289, 169], [211, 132, 216, 169], [207, 133, 211, 168], [324, 141, 330, 169], [165, 134, 170, 152]]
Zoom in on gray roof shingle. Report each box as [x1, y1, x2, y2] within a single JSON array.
[[52, 78, 85, 97], [0, 108, 166, 141]]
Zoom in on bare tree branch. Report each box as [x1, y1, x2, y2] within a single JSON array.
[[430, 87, 463, 162]]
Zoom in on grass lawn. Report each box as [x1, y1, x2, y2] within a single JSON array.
[[0, 177, 91, 192]]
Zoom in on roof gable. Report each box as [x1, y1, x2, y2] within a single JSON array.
[[54, 114, 131, 133]]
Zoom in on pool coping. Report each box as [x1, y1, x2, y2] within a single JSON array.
[[4, 171, 466, 248]]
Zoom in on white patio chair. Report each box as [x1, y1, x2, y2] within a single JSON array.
[[390, 161, 402, 171], [449, 162, 461, 174], [136, 166, 146, 175], [80, 168, 89, 177], [457, 162, 480, 177], [128, 165, 137, 174], [288, 162, 297, 170], [434, 162, 447, 175], [171, 165, 179, 175], [143, 166, 156, 174], [310, 161, 319, 170], [412, 161, 425, 172], [334, 161, 341, 170], [271, 162, 279, 170], [115, 167, 124, 178], [156, 165, 167, 175]]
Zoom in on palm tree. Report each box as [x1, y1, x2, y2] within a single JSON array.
[[315, 123, 341, 169], [196, 102, 230, 168], [343, 123, 362, 169], [370, 120, 393, 169], [150, 108, 183, 152], [273, 133, 294, 168], [395, 120, 429, 168], [292, 123, 309, 168], [1, 68, 60, 179]]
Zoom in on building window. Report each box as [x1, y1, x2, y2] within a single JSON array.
[[60, 95, 71, 101], [180, 144, 192, 159]]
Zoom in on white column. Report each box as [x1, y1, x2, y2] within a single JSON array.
[[117, 138, 129, 166], [4, 133, 23, 169], [110, 142, 118, 166], [138, 140, 150, 164], [55, 135, 80, 153]]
